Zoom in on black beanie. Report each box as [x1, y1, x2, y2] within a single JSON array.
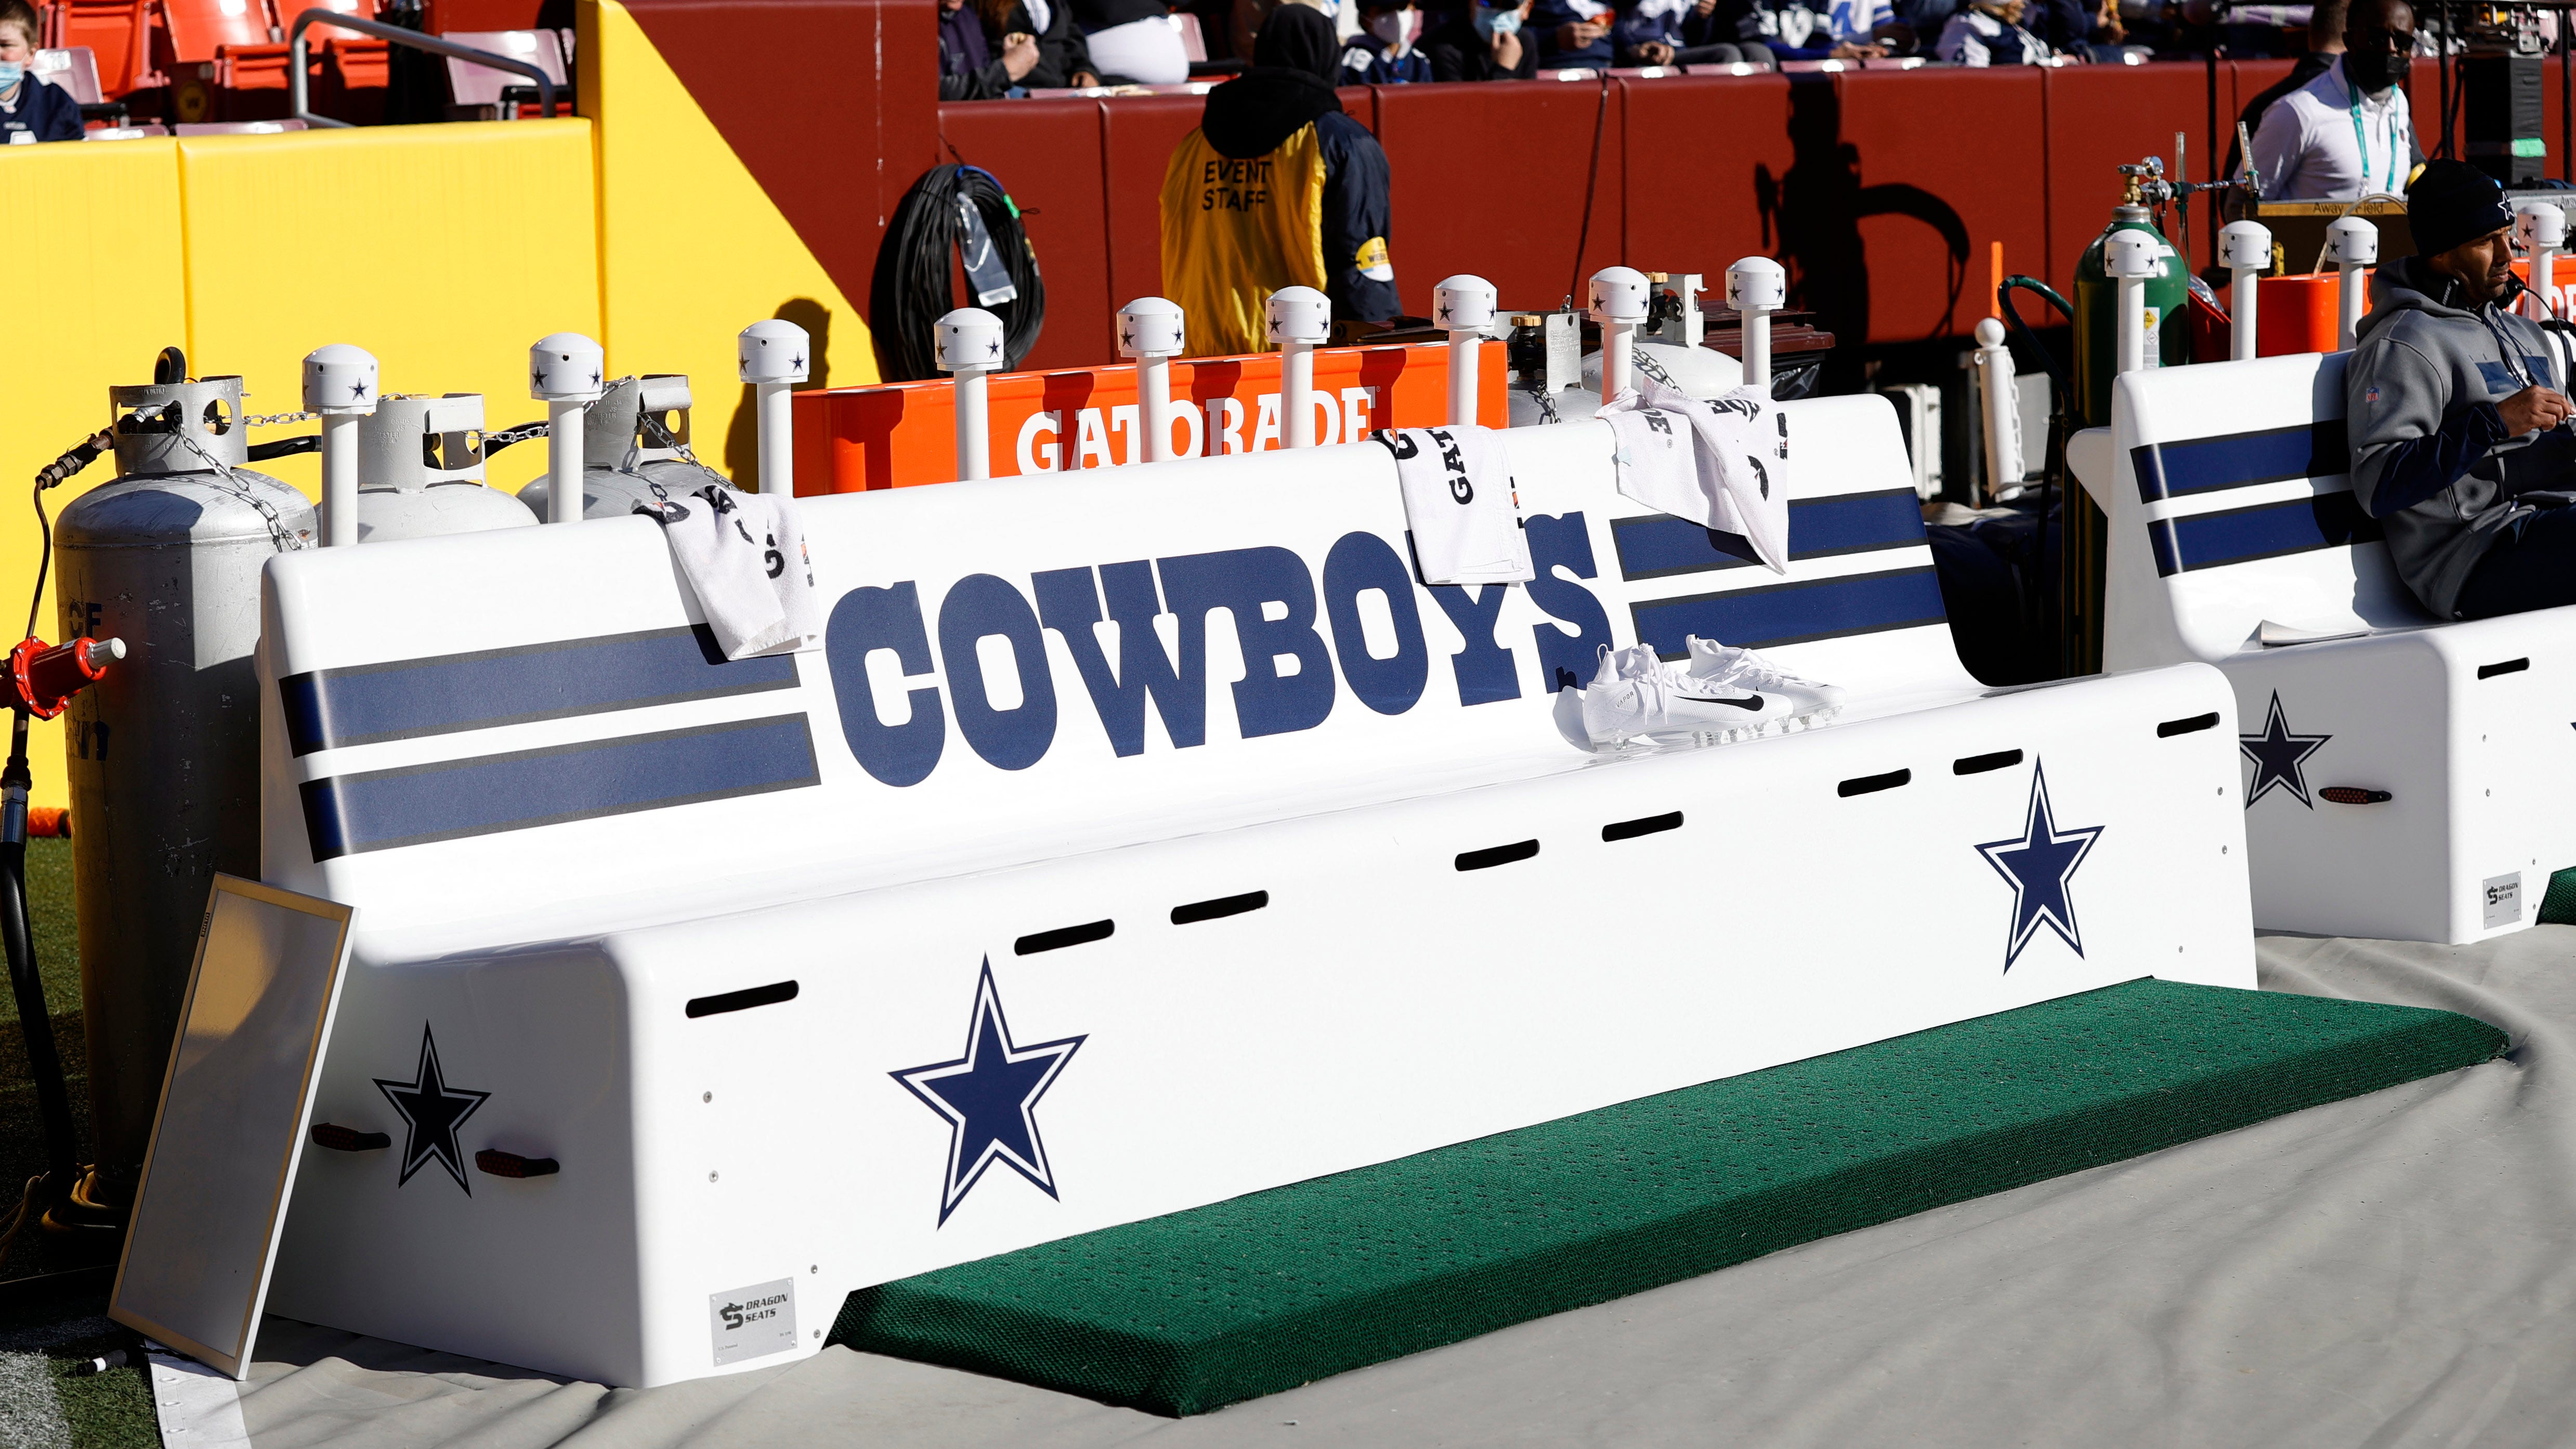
[[2410, 160, 2514, 258]]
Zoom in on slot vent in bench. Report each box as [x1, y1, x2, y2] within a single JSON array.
[[1016, 920, 1115, 955], [2478, 658, 2530, 680], [1456, 841, 1540, 871], [1837, 768, 1911, 798], [2156, 712, 2220, 738], [1952, 749, 2023, 776], [686, 980, 800, 1019], [1171, 891, 1268, 925], [1601, 812, 1683, 842]]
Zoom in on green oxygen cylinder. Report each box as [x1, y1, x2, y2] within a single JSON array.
[[2072, 205, 2191, 428]]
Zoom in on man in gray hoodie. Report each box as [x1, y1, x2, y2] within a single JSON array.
[[2348, 161, 2576, 619]]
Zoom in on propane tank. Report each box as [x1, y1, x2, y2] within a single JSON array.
[[2072, 204, 2189, 427], [1576, 270, 1745, 401], [516, 374, 737, 518], [1508, 309, 1601, 426], [50, 367, 316, 1222], [356, 395, 540, 542]]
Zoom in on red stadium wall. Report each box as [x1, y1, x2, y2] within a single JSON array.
[[592, 7, 2568, 371]]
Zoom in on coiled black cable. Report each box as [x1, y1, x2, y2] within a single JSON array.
[[871, 164, 1046, 382]]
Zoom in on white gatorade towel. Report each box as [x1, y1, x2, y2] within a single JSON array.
[[1379, 424, 1534, 586], [1599, 376, 1791, 573], [636, 483, 825, 659]]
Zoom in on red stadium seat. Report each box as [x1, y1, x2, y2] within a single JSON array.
[[54, 0, 150, 96]]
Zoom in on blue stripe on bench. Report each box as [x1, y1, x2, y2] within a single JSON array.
[[1629, 565, 1947, 654], [1611, 488, 1926, 581], [2146, 490, 2384, 577], [2133, 420, 2350, 504], [299, 714, 819, 861], [279, 625, 799, 757]]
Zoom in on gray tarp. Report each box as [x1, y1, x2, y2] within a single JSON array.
[[207, 931, 2576, 1447]]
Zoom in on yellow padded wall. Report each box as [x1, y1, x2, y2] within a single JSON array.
[[582, 0, 877, 486], [175, 121, 602, 499], [0, 140, 189, 810]]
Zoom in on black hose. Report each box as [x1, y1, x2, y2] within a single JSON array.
[[871, 164, 1047, 382], [247, 435, 320, 462]]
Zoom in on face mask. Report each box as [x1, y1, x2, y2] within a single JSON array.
[[2344, 47, 2409, 95], [0, 62, 21, 89], [1473, 6, 1522, 37], [1368, 8, 1413, 44]]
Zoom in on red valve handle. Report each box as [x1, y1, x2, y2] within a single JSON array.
[[9, 636, 122, 720]]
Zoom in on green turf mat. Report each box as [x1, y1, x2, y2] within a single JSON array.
[[830, 978, 2508, 1416], [2540, 866, 2576, 925]]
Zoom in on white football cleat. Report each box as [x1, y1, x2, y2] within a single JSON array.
[[1554, 643, 1795, 751], [1682, 635, 1845, 732]]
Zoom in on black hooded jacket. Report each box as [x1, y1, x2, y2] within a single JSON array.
[[1197, 5, 1400, 324]]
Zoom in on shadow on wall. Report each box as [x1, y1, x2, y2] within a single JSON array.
[[1754, 78, 1970, 388], [724, 298, 833, 490]]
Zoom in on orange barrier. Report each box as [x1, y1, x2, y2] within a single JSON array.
[[792, 339, 1507, 493]]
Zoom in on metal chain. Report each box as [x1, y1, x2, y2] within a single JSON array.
[[239, 411, 316, 428], [168, 428, 306, 553], [1519, 381, 1562, 425], [1632, 348, 1678, 390], [635, 407, 736, 492]]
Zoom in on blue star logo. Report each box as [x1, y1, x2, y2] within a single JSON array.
[[892, 960, 1086, 1226], [2239, 692, 2330, 808], [1976, 760, 2105, 972]]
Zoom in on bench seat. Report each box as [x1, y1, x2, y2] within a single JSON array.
[[258, 397, 2251, 1386], [2078, 353, 2576, 943]]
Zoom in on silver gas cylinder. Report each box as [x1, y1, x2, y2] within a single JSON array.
[[356, 394, 538, 542], [50, 371, 316, 1217], [516, 374, 738, 518], [1505, 310, 1603, 426]]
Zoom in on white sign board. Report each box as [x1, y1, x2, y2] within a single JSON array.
[[110, 874, 356, 1378]]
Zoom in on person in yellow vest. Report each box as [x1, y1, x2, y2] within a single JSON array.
[[1160, 3, 1401, 356]]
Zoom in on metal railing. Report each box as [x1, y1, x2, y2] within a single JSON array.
[[289, 11, 559, 129]]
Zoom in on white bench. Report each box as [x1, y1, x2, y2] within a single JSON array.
[[257, 395, 2251, 1387], [2075, 352, 2576, 944]]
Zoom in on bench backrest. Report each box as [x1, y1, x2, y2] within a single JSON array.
[[259, 394, 1970, 956], [2103, 351, 2430, 671]]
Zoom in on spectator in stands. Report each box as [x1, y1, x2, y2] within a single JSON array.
[[1616, 0, 1769, 63], [978, 0, 1102, 88], [1529, 0, 1615, 67], [2019, 0, 2124, 59], [1160, 3, 1399, 354], [1741, 0, 1901, 60], [2250, 0, 2421, 200], [2224, 0, 2342, 179], [1677, 0, 1781, 64], [1082, 0, 1193, 82], [1421, 0, 1541, 79], [1937, 0, 2051, 61], [2348, 162, 2576, 620], [1343, 0, 1435, 80], [0, 0, 81, 142], [940, 0, 1041, 98]]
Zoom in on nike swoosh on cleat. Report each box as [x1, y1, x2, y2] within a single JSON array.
[[1679, 693, 1767, 710]]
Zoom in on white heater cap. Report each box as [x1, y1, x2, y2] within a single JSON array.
[[2104, 229, 2163, 279], [1118, 296, 1187, 358], [302, 343, 379, 415], [1433, 275, 1498, 334], [739, 319, 812, 385], [530, 333, 606, 401], [2517, 201, 2568, 251], [2219, 219, 2273, 271], [1725, 256, 1787, 310], [935, 308, 1008, 373], [1266, 286, 1332, 345], [1973, 316, 2007, 349], [2325, 215, 2379, 268], [1588, 266, 1651, 324]]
